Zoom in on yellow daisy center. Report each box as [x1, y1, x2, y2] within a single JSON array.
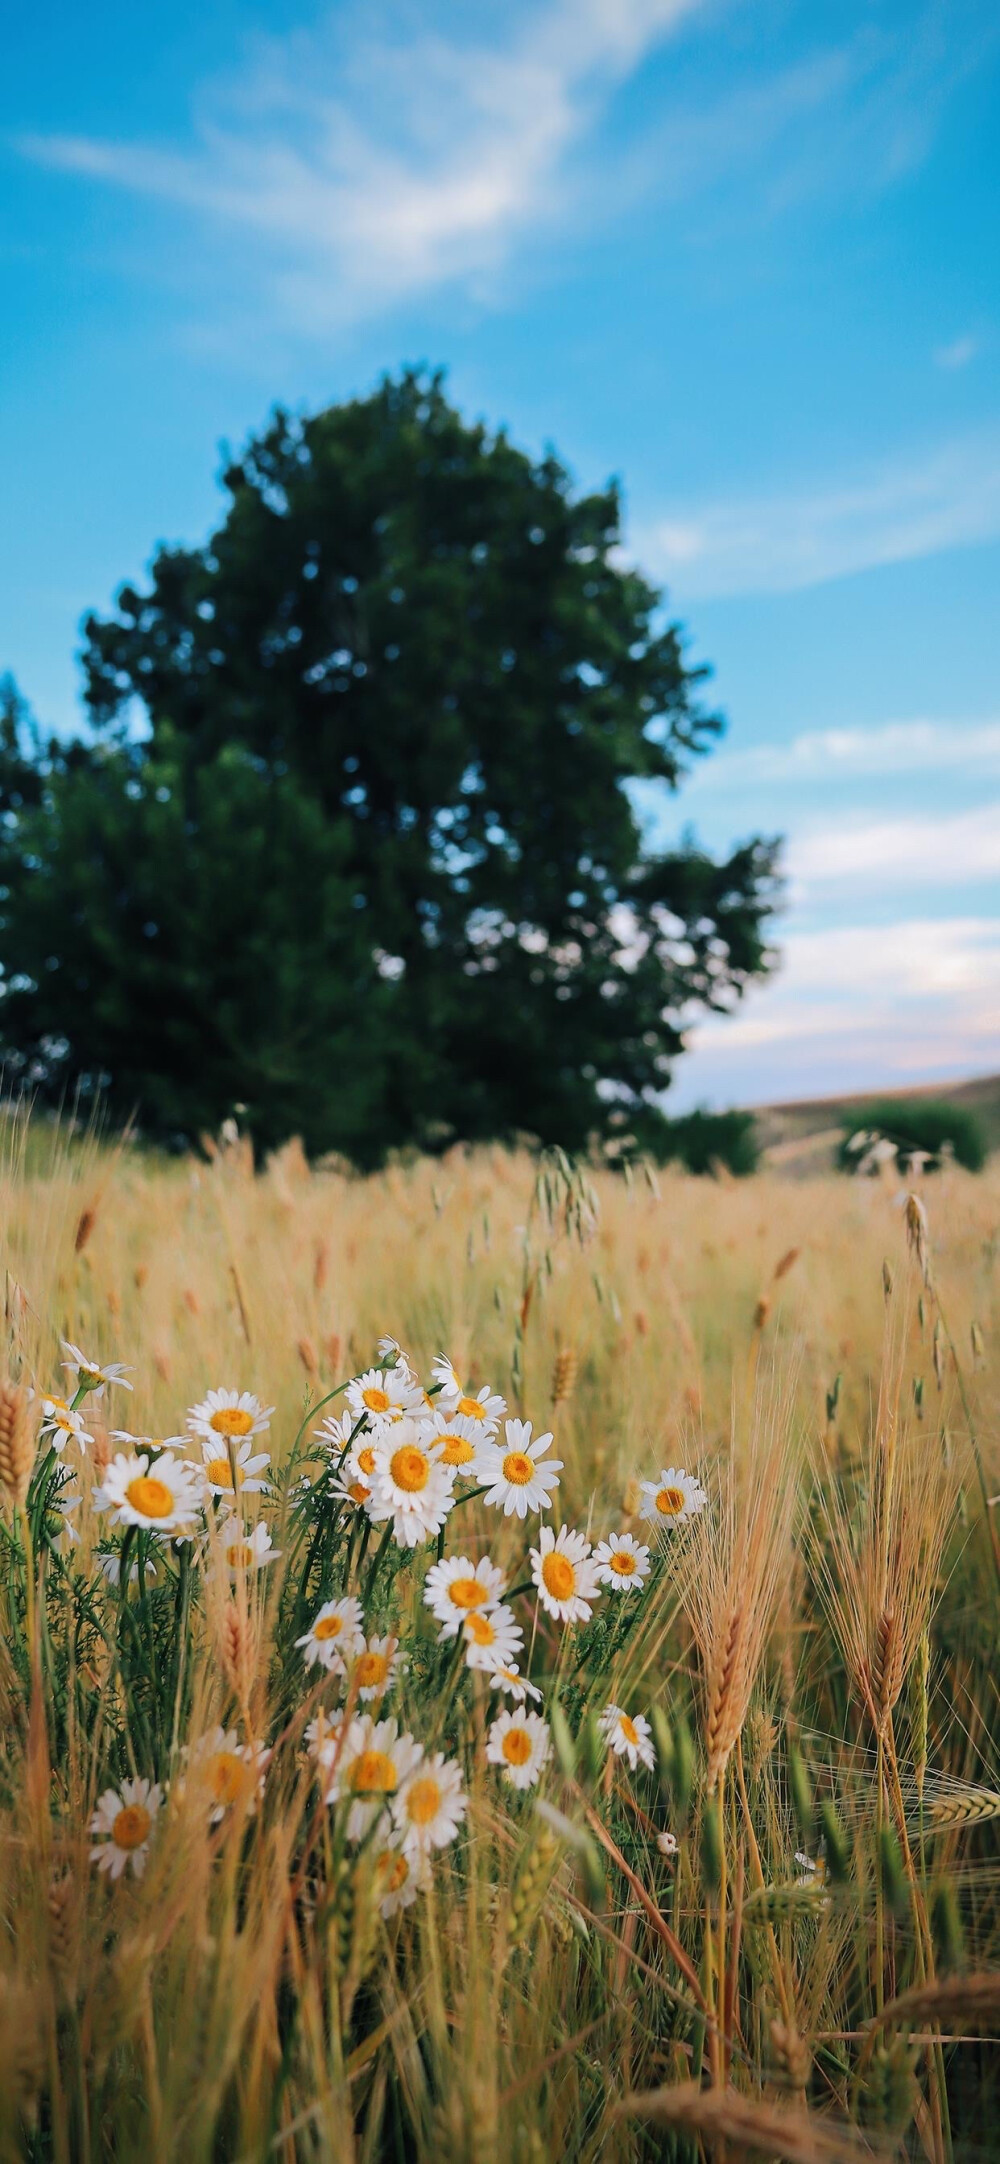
[[206, 1752, 251, 1806], [378, 1850, 410, 1892], [502, 1728, 532, 1767], [447, 1576, 489, 1610], [405, 1776, 443, 1826], [440, 1433, 476, 1465], [362, 1386, 391, 1415], [610, 1549, 636, 1575], [390, 1444, 430, 1493], [210, 1407, 255, 1438], [226, 1541, 254, 1569], [205, 1456, 242, 1488], [356, 1445, 377, 1475], [542, 1552, 576, 1602], [125, 1474, 174, 1519], [656, 1485, 686, 1516], [502, 1450, 534, 1485], [313, 1613, 345, 1640], [620, 1715, 639, 1747], [464, 1611, 497, 1646], [112, 1803, 151, 1850], [349, 1749, 397, 1794], [457, 1395, 486, 1420], [355, 1651, 389, 1690], [347, 1480, 370, 1504]]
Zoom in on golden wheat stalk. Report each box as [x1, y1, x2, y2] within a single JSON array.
[[0, 1379, 34, 1510], [551, 1347, 578, 1409], [867, 1973, 1000, 2032], [617, 2079, 877, 2161]]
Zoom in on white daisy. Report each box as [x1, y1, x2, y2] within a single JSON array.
[[89, 1777, 162, 1880], [529, 1525, 601, 1625], [187, 1388, 273, 1446], [599, 1703, 656, 1773], [425, 1410, 480, 1472], [95, 1550, 156, 1589], [314, 1410, 358, 1458], [593, 1531, 651, 1592], [304, 1710, 348, 1762], [98, 1451, 202, 1536], [324, 1715, 422, 1842], [50, 1480, 81, 1546], [61, 1342, 134, 1397], [330, 1471, 375, 1511], [639, 1467, 708, 1528], [349, 1634, 405, 1702], [462, 1603, 524, 1673], [392, 1751, 467, 1856], [346, 1367, 423, 1431], [423, 1554, 507, 1638], [39, 1396, 93, 1453], [200, 1435, 271, 1497], [475, 1419, 562, 1519], [111, 1429, 188, 1454], [488, 1665, 543, 1705], [297, 1595, 365, 1672], [486, 1709, 551, 1791], [431, 1357, 506, 1433], [370, 1421, 456, 1547], [184, 1727, 270, 1822], [218, 1519, 280, 1575], [373, 1840, 431, 1918]]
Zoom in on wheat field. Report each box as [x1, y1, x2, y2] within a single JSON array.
[[0, 1112, 998, 2161]]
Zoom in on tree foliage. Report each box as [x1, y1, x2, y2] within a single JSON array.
[[0, 372, 780, 1160]]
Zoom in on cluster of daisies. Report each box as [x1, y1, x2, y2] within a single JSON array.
[[43, 1338, 707, 1908]]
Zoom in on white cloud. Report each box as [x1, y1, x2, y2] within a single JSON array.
[[18, 0, 699, 329], [637, 431, 1000, 598], [671, 915, 1000, 1106], [683, 718, 1000, 793], [787, 802, 1000, 890], [934, 334, 979, 370]]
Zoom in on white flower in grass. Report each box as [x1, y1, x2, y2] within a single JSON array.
[[111, 1428, 187, 1454], [184, 1727, 270, 1822], [425, 1409, 480, 1472], [89, 1777, 162, 1879], [599, 1703, 656, 1773], [50, 1480, 81, 1545], [330, 1471, 374, 1511], [475, 1419, 562, 1519], [639, 1467, 707, 1527], [371, 1421, 456, 1546], [95, 1550, 156, 1589], [350, 1634, 404, 1702], [529, 1525, 601, 1625], [325, 1715, 422, 1842], [374, 1840, 431, 1918], [219, 1520, 280, 1575], [462, 1603, 524, 1673], [393, 1752, 467, 1856], [431, 1357, 507, 1432], [657, 1829, 678, 1858], [187, 1388, 273, 1445], [39, 1396, 93, 1452], [314, 1410, 358, 1457], [423, 1553, 506, 1637], [61, 1342, 133, 1396], [200, 1435, 271, 1497], [594, 1531, 651, 1592], [486, 1709, 551, 1791], [304, 1710, 348, 1762], [98, 1451, 202, 1536], [346, 1367, 423, 1431], [488, 1665, 543, 1705], [296, 1595, 365, 1673]]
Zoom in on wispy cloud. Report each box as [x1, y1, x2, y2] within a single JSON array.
[[638, 431, 1000, 598], [934, 334, 979, 370], [672, 915, 1000, 1105], [787, 802, 1000, 890], [684, 718, 1000, 792], [17, 0, 699, 330]]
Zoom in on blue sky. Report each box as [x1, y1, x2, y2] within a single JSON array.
[[2, 0, 999, 1107]]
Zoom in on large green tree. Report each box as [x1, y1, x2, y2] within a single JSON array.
[[0, 371, 780, 1161]]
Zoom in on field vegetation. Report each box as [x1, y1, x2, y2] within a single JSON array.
[[0, 1112, 997, 2161]]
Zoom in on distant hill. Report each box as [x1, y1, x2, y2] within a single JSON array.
[[753, 1072, 1000, 1171]]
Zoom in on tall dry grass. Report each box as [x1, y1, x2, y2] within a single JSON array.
[[0, 1108, 998, 2161]]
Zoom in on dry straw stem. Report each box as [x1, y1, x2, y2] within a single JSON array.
[[680, 1384, 799, 1791], [617, 2079, 884, 2162]]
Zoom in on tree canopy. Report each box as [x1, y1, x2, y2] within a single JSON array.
[[0, 370, 780, 1162]]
